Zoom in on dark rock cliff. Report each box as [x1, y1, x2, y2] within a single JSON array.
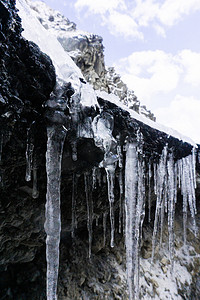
[[0, 1, 200, 299]]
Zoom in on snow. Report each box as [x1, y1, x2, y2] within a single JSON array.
[[96, 90, 197, 146], [16, 0, 98, 108]]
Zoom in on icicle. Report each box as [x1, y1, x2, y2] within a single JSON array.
[[167, 154, 177, 272], [125, 142, 138, 300], [92, 167, 97, 189], [135, 157, 145, 299], [84, 173, 93, 258], [25, 128, 34, 182], [103, 212, 107, 247], [153, 163, 157, 195], [105, 164, 116, 248], [181, 155, 197, 236], [71, 173, 77, 238], [117, 144, 123, 168], [116, 135, 123, 168], [32, 168, 39, 199], [192, 147, 197, 189], [159, 198, 165, 246], [177, 159, 182, 189], [0, 133, 3, 162], [118, 169, 123, 234], [71, 140, 77, 161], [45, 125, 66, 300], [97, 168, 102, 187], [148, 161, 152, 222], [151, 145, 168, 262]]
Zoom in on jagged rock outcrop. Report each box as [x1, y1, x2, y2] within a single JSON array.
[[0, 1, 200, 300], [28, 0, 156, 122]]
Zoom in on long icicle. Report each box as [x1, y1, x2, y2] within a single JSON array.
[[105, 164, 116, 248], [118, 169, 123, 234], [45, 125, 66, 300], [125, 142, 138, 300], [151, 145, 168, 262], [167, 153, 176, 272], [148, 161, 152, 222]]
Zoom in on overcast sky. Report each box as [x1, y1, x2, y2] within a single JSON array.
[[34, 0, 200, 143]]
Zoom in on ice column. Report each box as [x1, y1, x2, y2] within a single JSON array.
[[118, 169, 123, 234], [178, 153, 197, 241], [45, 125, 66, 300], [125, 141, 145, 300]]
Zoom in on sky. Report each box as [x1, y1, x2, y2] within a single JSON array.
[[33, 0, 200, 143]]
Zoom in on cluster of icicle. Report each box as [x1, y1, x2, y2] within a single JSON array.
[[124, 141, 197, 300], [24, 106, 197, 300]]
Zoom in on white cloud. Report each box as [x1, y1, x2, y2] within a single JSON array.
[[153, 24, 166, 38], [115, 50, 182, 102], [74, 0, 126, 15], [104, 11, 143, 39], [158, 0, 200, 27], [132, 0, 160, 27], [178, 50, 200, 86], [115, 49, 200, 142], [155, 95, 200, 143], [74, 0, 200, 39]]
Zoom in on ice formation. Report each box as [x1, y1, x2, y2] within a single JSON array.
[[123, 142, 197, 299], [45, 125, 66, 300], [124, 138, 146, 300], [16, 1, 199, 300]]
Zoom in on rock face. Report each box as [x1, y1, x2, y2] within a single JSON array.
[[28, 0, 156, 121], [0, 1, 200, 300]]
